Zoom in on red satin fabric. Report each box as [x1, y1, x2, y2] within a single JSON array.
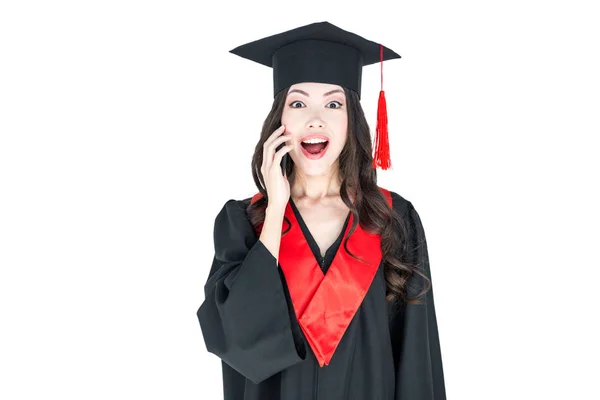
[[251, 187, 392, 366]]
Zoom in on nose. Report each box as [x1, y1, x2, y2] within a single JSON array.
[[306, 116, 326, 130]]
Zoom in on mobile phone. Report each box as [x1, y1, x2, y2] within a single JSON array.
[[275, 142, 289, 176], [282, 153, 289, 176]]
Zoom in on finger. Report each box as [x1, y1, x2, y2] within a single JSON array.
[[273, 144, 292, 164], [268, 143, 294, 168], [264, 125, 286, 148], [270, 133, 294, 150], [264, 143, 278, 171], [264, 130, 290, 170]]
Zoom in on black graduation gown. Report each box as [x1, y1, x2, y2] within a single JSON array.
[[197, 190, 446, 399]]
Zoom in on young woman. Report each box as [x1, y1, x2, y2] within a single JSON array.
[[197, 22, 446, 400]]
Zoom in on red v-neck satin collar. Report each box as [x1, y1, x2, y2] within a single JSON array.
[[250, 187, 392, 366]]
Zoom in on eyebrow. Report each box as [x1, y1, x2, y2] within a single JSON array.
[[287, 88, 344, 97]]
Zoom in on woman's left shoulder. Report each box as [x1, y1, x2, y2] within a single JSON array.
[[378, 186, 412, 219]]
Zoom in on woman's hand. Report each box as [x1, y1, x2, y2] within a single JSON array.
[[261, 124, 293, 212]]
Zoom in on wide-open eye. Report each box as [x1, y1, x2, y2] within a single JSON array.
[[289, 101, 304, 108], [327, 101, 343, 109]]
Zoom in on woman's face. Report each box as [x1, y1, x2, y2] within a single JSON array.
[[281, 82, 348, 177]]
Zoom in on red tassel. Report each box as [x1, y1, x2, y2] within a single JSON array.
[[373, 90, 391, 170], [372, 44, 391, 170]]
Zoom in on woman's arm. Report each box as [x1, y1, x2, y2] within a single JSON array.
[[391, 200, 447, 399], [196, 199, 306, 384]]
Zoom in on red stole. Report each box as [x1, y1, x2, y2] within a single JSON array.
[[250, 187, 392, 367]]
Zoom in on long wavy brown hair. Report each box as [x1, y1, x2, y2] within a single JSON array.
[[245, 86, 431, 306]]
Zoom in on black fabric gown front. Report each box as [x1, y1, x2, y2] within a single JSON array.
[[197, 190, 446, 399]]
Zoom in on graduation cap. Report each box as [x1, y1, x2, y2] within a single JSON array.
[[229, 21, 401, 170]]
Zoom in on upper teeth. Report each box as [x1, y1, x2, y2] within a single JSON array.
[[302, 138, 327, 144]]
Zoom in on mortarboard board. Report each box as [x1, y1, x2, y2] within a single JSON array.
[[229, 21, 401, 170]]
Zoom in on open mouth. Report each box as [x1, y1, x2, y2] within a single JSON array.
[[300, 141, 329, 154], [300, 140, 330, 160]]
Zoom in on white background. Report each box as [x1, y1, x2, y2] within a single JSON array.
[[1, 0, 599, 399]]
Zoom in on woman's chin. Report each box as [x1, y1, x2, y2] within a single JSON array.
[[295, 160, 332, 175]]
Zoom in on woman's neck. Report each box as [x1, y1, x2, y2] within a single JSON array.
[[289, 169, 341, 202]]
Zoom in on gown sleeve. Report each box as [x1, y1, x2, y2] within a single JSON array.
[[196, 199, 306, 384], [391, 201, 447, 400]]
